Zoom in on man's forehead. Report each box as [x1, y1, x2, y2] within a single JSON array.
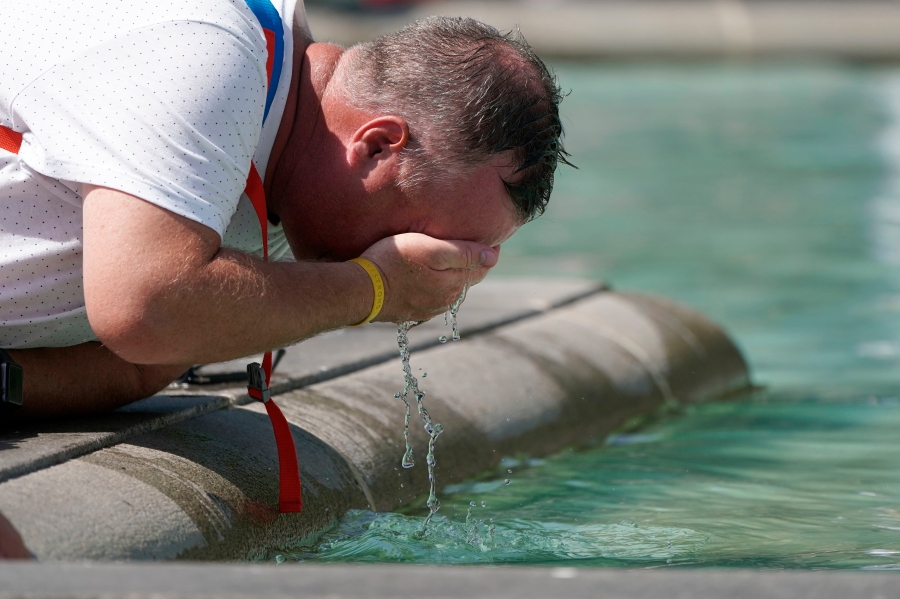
[[444, 161, 522, 244]]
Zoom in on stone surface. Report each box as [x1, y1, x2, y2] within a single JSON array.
[[2, 562, 898, 599], [0, 394, 235, 485], [0, 460, 204, 561]]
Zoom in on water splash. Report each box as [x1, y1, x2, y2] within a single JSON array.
[[396, 322, 422, 471], [449, 286, 466, 342], [394, 288, 468, 531], [396, 320, 443, 529], [272, 509, 706, 565]]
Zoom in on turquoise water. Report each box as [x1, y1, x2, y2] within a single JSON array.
[[280, 64, 900, 569]]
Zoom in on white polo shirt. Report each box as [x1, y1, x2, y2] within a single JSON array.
[[0, 0, 303, 349]]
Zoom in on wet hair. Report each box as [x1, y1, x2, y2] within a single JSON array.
[[337, 16, 572, 221]]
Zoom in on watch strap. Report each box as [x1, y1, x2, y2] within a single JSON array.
[[0, 348, 24, 415]]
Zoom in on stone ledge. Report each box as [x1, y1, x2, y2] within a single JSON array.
[[1, 562, 895, 599]]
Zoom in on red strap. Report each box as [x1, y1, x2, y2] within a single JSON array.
[[263, 398, 303, 512], [261, 349, 273, 388], [244, 163, 302, 513], [0, 125, 23, 155]]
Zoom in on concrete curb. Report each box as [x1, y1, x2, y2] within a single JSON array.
[[2, 562, 898, 599], [0, 283, 749, 561], [306, 1, 900, 60]]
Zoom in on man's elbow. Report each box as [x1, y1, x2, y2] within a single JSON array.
[[86, 297, 177, 365]]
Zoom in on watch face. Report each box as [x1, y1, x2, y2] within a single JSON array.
[[1, 362, 24, 408]]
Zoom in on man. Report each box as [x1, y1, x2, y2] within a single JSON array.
[[0, 0, 567, 419]]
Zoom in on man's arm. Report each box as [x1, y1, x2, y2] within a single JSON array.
[[82, 185, 496, 366], [9, 186, 495, 420]]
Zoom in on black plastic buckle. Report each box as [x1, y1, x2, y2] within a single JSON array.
[[247, 362, 270, 402]]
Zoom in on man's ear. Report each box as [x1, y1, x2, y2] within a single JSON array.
[[347, 116, 409, 170]]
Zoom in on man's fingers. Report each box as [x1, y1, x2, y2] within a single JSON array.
[[480, 247, 499, 268], [424, 239, 498, 271], [464, 245, 500, 287]]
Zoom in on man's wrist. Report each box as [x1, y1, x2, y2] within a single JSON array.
[[0, 349, 24, 416], [340, 261, 378, 327], [347, 258, 385, 326]]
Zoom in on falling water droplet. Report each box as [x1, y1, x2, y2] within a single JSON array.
[[470, 501, 477, 507], [448, 287, 466, 341], [481, 501, 486, 508], [507, 469, 513, 474], [422, 372, 427, 378], [438, 335, 447, 344], [504, 479, 510, 485], [402, 451, 415, 469]]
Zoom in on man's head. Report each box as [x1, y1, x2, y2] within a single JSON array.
[[278, 17, 570, 261], [337, 16, 569, 221]]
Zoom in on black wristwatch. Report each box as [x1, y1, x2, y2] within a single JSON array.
[[0, 349, 24, 415]]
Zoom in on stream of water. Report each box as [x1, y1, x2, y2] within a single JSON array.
[[394, 289, 468, 530]]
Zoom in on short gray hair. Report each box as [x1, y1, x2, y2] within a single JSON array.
[[336, 16, 571, 221]]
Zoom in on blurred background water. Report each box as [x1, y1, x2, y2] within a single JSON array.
[[500, 62, 900, 396], [272, 62, 900, 570]]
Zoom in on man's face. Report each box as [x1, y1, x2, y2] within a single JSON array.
[[406, 155, 523, 250], [286, 155, 523, 262]]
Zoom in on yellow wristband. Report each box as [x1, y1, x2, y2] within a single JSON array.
[[347, 257, 385, 326]]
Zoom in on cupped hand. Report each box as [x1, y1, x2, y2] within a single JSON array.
[[361, 233, 499, 324]]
